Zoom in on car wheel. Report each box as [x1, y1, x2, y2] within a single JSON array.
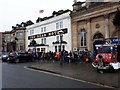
[[15, 59, 19, 63]]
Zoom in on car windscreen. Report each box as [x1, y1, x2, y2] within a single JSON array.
[[98, 46, 115, 53]]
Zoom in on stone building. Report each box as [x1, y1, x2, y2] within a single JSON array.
[[71, 1, 120, 51], [2, 31, 11, 52], [2, 20, 34, 52], [2, 29, 26, 52]]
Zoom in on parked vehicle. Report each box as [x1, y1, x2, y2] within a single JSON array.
[[7, 51, 35, 63], [2, 52, 9, 62], [92, 44, 120, 73]]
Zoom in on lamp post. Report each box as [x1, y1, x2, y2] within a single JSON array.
[[31, 39, 37, 58], [59, 30, 64, 52], [59, 30, 64, 66]]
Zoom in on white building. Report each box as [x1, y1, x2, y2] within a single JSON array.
[[25, 10, 72, 52]]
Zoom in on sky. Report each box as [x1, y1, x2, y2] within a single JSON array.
[[0, 0, 85, 32]]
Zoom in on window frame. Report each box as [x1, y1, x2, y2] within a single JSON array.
[[80, 29, 87, 47], [56, 22, 59, 29], [60, 21, 63, 29], [30, 29, 34, 35]]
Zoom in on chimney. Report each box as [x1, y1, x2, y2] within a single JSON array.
[[73, 0, 77, 3], [73, 1, 84, 11]]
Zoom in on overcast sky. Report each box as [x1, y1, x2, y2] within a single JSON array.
[[0, 0, 85, 32]]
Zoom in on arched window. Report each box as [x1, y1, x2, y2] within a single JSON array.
[[80, 28, 87, 47], [93, 32, 104, 39]]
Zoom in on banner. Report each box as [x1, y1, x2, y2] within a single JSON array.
[[106, 38, 120, 44]]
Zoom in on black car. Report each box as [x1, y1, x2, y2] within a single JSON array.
[[7, 51, 35, 63]]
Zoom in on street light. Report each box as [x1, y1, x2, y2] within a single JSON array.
[[59, 30, 64, 52]]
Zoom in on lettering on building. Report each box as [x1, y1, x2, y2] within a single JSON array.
[[28, 28, 67, 40]]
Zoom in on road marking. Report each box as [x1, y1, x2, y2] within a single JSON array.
[[24, 66, 117, 89]]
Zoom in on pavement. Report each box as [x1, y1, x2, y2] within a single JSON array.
[[28, 60, 120, 89]]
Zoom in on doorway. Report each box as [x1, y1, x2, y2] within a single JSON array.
[[93, 32, 104, 55]]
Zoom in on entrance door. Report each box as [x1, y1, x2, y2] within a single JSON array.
[[93, 32, 104, 53]]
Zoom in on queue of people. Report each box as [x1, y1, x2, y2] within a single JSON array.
[[27, 48, 94, 64]]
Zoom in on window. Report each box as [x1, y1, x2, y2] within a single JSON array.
[[16, 32, 23, 39], [19, 32, 23, 37], [60, 35, 63, 41], [41, 38, 44, 44], [30, 29, 34, 35], [44, 27, 46, 32], [19, 43, 23, 51], [7, 35, 10, 42], [60, 21, 63, 28], [44, 38, 46, 44], [56, 36, 59, 41], [80, 29, 87, 47], [56, 21, 63, 29], [41, 38, 46, 44], [41, 27, 46, 33], [41, 27, 43, 33], [56, 23, 59, 29]]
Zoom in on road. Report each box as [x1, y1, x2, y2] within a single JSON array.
[[2, 61, 114, 88]]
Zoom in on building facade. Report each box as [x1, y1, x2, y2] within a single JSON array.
[[2, 31, 11, 52], [26, 10, 72, 52], [71, 2, 120, 51], [2, 20, 34, 52], [2, 29, 26, 52]]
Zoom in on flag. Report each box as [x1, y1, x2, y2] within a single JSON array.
[[39, 10, 44, 13]]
